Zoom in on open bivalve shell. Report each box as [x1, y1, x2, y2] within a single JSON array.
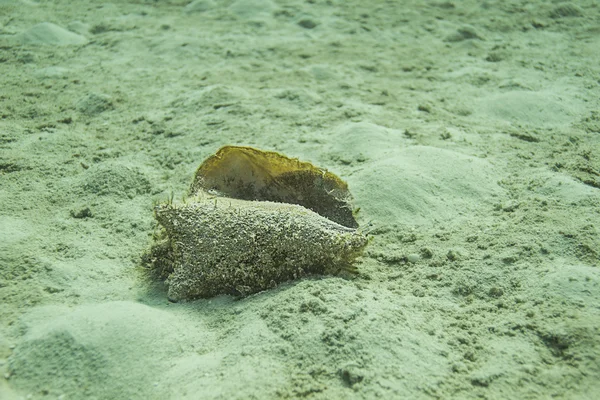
[[144, 146, 368, 301]]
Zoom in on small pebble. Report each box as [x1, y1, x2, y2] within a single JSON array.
[[407, 253, 420, 263], [298, 18, 317, 29]]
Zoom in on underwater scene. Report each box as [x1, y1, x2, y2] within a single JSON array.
[[0, 0, 599, 399]]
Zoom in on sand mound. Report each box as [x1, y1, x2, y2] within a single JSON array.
[[477, 91, 579, 128], [14, 22, 87, 46], [351, 146, 502, 226], [8, 302, 209, 399]]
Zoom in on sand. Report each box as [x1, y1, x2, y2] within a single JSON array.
[[0, 0, 599, 399]]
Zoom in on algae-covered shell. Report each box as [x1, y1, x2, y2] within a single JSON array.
[[144, 146, 368, 300]]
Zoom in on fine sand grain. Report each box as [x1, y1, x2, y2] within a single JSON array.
[[0, 1, 599, 399]]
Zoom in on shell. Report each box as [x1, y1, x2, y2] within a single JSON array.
[[144, 146, 368, 300]]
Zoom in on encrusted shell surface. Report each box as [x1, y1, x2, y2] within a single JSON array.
[[152, 194, 368, 301]]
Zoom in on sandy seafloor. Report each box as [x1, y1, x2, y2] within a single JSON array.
[[0, 0, 599, 399]]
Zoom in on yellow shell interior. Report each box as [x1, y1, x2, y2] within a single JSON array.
[[189, 146, 358, 228]]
